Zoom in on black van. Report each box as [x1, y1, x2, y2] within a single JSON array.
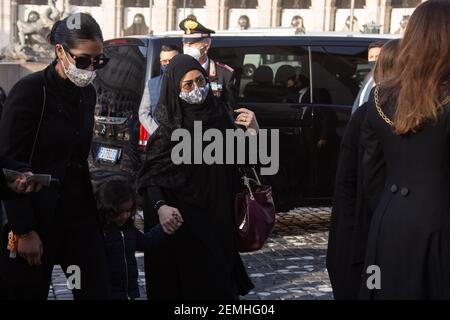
[[92, 34, 390, 209]]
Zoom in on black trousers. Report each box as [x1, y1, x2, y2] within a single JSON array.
[[1, 217, 110, 300]]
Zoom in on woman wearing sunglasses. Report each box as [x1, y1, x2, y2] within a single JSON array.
[[0, 13, 110, 300]]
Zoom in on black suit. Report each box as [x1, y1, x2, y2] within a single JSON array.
[[0, 62, 109, 300]]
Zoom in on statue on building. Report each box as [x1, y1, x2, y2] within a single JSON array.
[[237, 15, 250, 30], [124, 13, 149, 36], [9, 0, 64, 61], [395, 15, 410, 34], [341, 15, 361, 32], [16, 11, 46, 50], [291, 15, 306, 34], [362, 20, 381, 34]]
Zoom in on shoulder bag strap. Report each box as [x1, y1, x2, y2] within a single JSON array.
[[29, 85, 46, 164]]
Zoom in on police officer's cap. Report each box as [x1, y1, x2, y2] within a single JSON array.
[[179, 18, 215, 43]]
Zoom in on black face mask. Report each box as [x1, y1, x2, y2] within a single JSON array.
[[161, 64, 169, 74], [369, 61, 376, 69]]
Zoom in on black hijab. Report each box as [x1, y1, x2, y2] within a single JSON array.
[[137, 54, 234, 197]]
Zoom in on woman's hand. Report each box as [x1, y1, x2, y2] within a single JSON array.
[[158, 205, 184, 235], [7, 171, 43, 194], [18, 231, 43, 266], [234, 108, 260, 134]]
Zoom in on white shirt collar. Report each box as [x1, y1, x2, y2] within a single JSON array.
[[202, 57, 209, 71]]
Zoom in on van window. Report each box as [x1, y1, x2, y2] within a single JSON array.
[[310, 46, 369, 105], [210, 46, 310, 103]]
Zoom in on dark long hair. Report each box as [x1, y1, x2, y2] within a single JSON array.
[[381, 0, 450, 135], [95, 179, 136, 231], [47, 12, 103, 49], [373, 39, 401, 84]]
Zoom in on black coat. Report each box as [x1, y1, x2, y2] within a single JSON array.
[[0, 63, 111, 299], [360, 90, 450, 299], [327, 103, 385, 299], [104, 221, 166, 300], [0, 62, 97, 234]]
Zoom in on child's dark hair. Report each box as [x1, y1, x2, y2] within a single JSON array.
[[47, 12, 103, 49], [95, 179, 136, 230]]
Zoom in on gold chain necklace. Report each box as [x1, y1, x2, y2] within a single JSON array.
[[374, 86, 450, 127], [374, 86, 394, 126]]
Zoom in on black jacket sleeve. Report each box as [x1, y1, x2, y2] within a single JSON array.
[[0, 74, 44, 233], [361, 96, 386, 212], [145, 186, 165, 209], [135, 223, 165, 252], [223, 70, 237, 110]]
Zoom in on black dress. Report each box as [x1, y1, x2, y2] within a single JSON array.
[[0, 61, 110, 300], [360, 90, 450, 299]]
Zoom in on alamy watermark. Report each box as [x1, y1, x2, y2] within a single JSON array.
[[66, 13, 82, 30], [66, 265, 81, 290], [366, 265, 381, 290], [171, 121, 280, 176]]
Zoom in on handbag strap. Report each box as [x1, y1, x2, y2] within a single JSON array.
[[251, 167, 262, 186], [29, 85, 46, 164]]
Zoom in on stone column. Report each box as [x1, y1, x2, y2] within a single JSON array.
[[271, 0, 282, 27], [380, 0, 391, 34], [218, 0, 228, 30], [205, 0, 220, 30], [325, 0, 336, 31], [167, 0, 176, 31], [257, 0, 272, 28], [310, 0, 326, 32], [10, 0, 18, 45]]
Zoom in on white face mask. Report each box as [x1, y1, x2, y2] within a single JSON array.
[[61, 48, 97, 87], [179, 83, 210, 105], [183, 46, 203, 62]]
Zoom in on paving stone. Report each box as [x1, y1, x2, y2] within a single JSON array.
[[49, 207, 333, 300]]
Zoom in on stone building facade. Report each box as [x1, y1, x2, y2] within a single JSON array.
[[0, 0, 424, 49]]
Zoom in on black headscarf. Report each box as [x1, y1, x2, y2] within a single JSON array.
[[137, 54, 234, 199]]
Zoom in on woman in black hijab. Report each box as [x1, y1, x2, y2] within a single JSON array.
[[138, 54, 257, 300]]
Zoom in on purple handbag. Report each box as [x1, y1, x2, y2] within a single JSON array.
[[235, 168, 276, 253]]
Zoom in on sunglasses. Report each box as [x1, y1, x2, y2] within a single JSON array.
[[181, 75, 207, 92], [61, 45, 110, 70]]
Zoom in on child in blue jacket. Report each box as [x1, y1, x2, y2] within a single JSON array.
[[95, 179, 165, 300]]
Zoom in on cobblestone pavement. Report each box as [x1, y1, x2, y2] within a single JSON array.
[[48, 207, 333, 300]]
